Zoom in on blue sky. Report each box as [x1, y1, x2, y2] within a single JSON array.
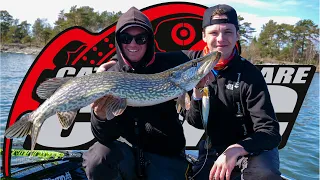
[[2, 0, 319, 38]]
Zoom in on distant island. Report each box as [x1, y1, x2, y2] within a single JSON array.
[[1, 43, 318, 73], [1, 44, 42, 55]]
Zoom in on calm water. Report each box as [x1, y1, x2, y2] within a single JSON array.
[[0, 52, 319, 179]]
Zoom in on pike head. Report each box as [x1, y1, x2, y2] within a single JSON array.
[[167, 51, 221, 91]]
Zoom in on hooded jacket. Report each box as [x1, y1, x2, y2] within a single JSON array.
[[90, 7, 190, 156], [109, 7, 155, 73]]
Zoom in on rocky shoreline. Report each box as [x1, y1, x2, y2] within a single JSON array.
[[1, 44, 43, 55]]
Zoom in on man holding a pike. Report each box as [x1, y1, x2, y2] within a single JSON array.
[[184, 4, 282, 180], [82, 6, 191, 180]]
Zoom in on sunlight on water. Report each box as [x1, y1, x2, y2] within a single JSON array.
[[0, 53, 36, 149], [279, 73, 319, 180]]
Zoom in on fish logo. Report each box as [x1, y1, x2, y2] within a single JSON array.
[[2, 2, 208, 176]]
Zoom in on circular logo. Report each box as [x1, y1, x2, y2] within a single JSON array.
[[171, 23, 196, 46]]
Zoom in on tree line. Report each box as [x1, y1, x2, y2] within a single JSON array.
[[243, 19, 319, 65], [1, 6, 318, 65], [0, 6, 122, 46]]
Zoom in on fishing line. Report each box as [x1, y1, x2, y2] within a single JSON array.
[[191, 78, 211, 179]]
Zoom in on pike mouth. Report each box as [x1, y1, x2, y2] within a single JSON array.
[[196, 51, 221, 77]]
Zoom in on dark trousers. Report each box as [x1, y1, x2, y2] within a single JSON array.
[[191, 141, 282, 180], [82, 141, 189, 180]]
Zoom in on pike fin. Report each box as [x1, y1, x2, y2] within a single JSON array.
[[106, 109, 115, 120], [36, 77, 73, 99], [105, 96, 127, 120], [185, 93, 191, 110], [203, 86, 209, 97], [176, 103, 182, 114], [5, 113, 33, 138], [57, 110, 78, 129], [112, 98, 127, 116], [176, 92, 191, 113]]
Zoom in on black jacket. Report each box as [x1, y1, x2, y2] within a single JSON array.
[[90, 7, 190, 156], [185, 50, 281, 155]]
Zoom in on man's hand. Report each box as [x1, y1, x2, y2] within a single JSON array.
[[96, 61, 116, 73], [91, 61, 116, 120], [209, 144, 248, 180]]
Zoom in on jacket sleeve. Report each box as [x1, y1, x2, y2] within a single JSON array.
[[237, 69, 281, 155], [185, 98, 205, 129], [90, 110, 121, 145]]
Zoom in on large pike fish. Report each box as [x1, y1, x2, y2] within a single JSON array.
[[5, 51, 220, 151]]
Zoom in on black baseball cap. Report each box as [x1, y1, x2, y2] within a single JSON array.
[[202, 4, 239, 30]]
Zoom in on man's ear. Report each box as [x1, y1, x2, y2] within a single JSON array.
[[236, 30, 240, 41], [202, 29, 207, 43]]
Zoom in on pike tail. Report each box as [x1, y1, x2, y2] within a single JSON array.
[[5, 112, 43, 151], [5, 113, 33, 139]]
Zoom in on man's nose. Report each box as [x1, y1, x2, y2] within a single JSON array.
[[217, 32, 224, 41]]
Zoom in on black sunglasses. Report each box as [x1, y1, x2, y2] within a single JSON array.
[[119, 33, 149, 45]]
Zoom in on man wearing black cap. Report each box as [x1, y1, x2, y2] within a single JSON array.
[[185, 4, 282, 180]]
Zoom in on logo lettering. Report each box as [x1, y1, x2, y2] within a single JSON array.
[[34, 66, 314, 149], [261, 67, 312, 84], [43, 172, 72, 180]]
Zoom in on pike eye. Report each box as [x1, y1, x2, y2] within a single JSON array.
[[192, 62, 197, 67]]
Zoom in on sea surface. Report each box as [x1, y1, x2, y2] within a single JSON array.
[[0, 52, 319, 179]]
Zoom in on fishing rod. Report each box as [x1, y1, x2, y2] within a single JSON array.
[[0, 149, 83, 169], [2, 156, 83, 169]]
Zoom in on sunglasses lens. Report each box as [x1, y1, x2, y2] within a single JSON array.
[[135, 34, 148, 45], [119, 34, 133, 44]]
